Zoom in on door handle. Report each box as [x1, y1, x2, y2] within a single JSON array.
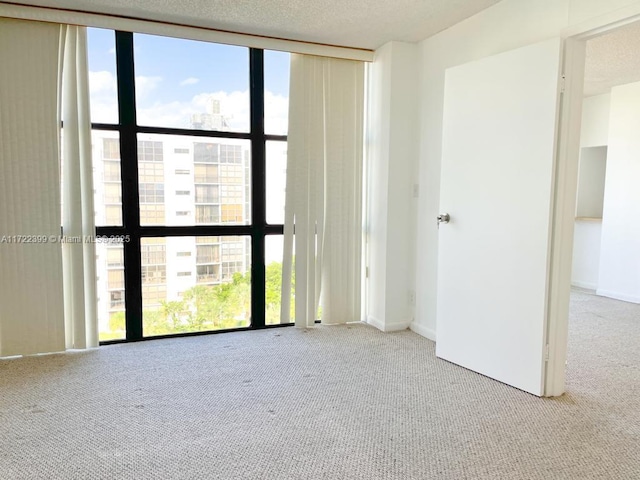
[[437, 213, 450, 227]]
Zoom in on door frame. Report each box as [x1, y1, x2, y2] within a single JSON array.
[[546, 10, 640, 396]]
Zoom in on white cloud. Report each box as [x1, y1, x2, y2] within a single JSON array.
[[135, 75, 163, 100], [180, 77, 200, 86], [108, 47, 115, 55], [137, 90, 252, 131], [88, 71, 118, 123], [264, 91, 289, 135], [85, 72, 289, 134], [89, 70, 116, 95]]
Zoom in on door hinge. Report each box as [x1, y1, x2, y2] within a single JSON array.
[[544, 344, 550, 362], [560, 74, 566, 94]]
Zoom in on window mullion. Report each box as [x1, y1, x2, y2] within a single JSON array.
[[250, 48, 266, 329], [115, 30, 143, 341]]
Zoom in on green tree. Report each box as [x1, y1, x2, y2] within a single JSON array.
[[106, 263, 292, 337], [102, 311, 126, 340], [265, 261, 295, 325]]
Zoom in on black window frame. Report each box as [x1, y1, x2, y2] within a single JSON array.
[[95, 31, 287, 344]]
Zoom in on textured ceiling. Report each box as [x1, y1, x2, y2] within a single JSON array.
[[10, 0, 502, 50], [584, 20, 640, 97]]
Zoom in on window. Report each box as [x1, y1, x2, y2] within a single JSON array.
[[222, 261, 243, 281], [195, 185, 219, 204], [104, 183, 121, 204], [136, 134, 249, 227], [110, 290, 125, 309], [265, 50, 290, 135], [104, 161, 121, 182], [220, 144, 242, 163], [108, 270, 124, 289], [105, 205, 122, 226], [140, 204, 165, 225], [139, 162, 164, 183], [106, 248, 124, 267], [138, 140, 163, 162], [196, 236, 220, 244], [220, 185, 243, 202], [142, 285, 166, 308], [142, 265, 166, 284], [197, 264, 219, 284], [219, 165, 244, 184], [195, 205, 220, 224], [139, 183, 164, 203], [196, 244, 220, 264], [266, 141, 287, 224], [141, 241, 166, 265], [221, 204, 243, 223], [194, 143, 219, 163], [194, 164, 218, 183], [93, 132, 123, 227], [90, 30, 288, 342], [103, 138, 120, 159]]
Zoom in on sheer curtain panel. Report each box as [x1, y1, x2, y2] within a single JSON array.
[[281, 54, 364, 327], [0, 18, 65, 356], [60, 25, 98, 349]]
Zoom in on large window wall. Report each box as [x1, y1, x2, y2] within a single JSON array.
[[88, 29, 290, 342]]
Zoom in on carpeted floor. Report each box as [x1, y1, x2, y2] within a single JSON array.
[[1, 290, 638, 479]]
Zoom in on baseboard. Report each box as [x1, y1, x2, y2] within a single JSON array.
[[410, 322, 436, 341], [367, 316, 411, 332], [571, 280, 597, 290], [595, 289, 640, 304]]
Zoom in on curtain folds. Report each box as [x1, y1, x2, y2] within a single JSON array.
[[0, 19, 97, 357], [0, 18, 66, 356], [60, 25, 99, 350], [281, 54, 365, 328]]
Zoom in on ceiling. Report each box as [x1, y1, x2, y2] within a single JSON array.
[[584, 20, 640, 97], [11, 0, 502, 50]]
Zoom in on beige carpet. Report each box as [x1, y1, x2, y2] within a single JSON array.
[[1, 291, 638, 479]]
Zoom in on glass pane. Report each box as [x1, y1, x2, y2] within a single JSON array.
[[138, 134, 251, 226], [97, 242, 126, 341], [264, 50, 290, 135], [133, 33, 250, 132], [92, 131, 123, 226], [265, 235, 294, 325], [266, 141, 287, 225], [142, 236, 251, 337], [87, 28, 118, 124]]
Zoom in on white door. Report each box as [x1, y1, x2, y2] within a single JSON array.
[[436, 39, 563, 396]]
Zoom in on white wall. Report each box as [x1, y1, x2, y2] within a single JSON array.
[[571, 94, 609, 290], [576, 146, 607, 218], [571, 142, 609, 290], [580, 93, 610, 147], [597, 81, 640, 303], [571, 219, 602, 289], [366, 41, 419, 332], [411, 0, 640, 338]]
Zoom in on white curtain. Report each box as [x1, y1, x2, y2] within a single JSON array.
[[0, 19, 97, 357], [59, 25, 99, 349], [281, 54, 365, 327], [0, 18, 66, 356]]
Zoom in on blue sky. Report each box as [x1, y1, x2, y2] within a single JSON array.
[[87, 28, 290, 133]]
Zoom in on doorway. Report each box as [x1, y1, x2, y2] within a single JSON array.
[[563, 19, 640, 397]]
